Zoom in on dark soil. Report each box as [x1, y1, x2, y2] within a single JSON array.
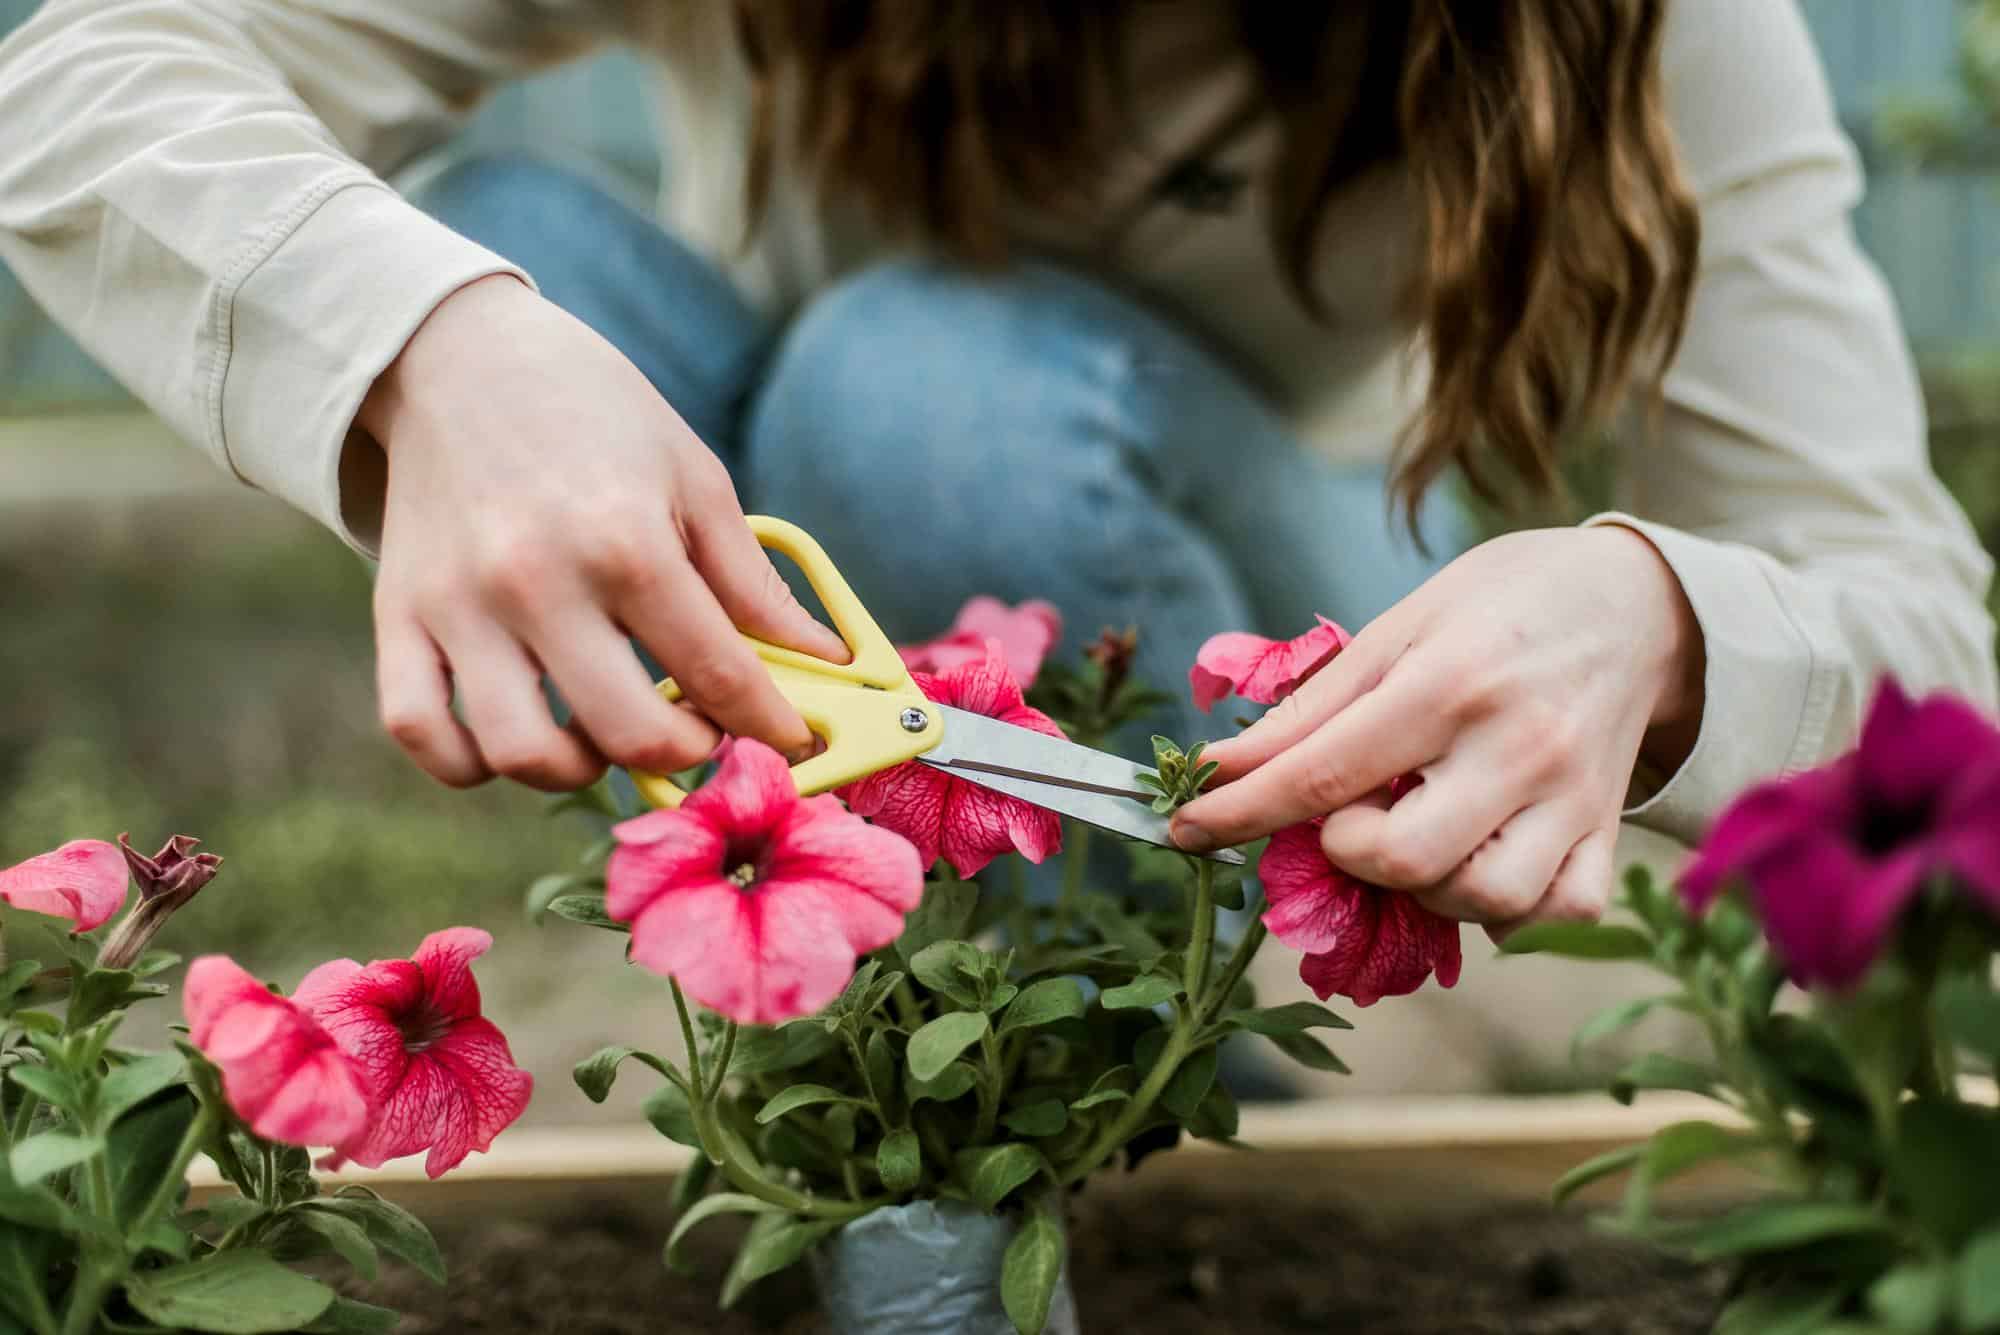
[[352, 1185, 1726, 1334]]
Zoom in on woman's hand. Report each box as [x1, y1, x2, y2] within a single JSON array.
[[1171, 526, 1704, 937], [358, 275, 849, 791]]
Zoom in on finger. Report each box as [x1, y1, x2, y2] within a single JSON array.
[[441, 626, 607, 791], [1412, 801, 1584, 926], [1483, 825, 1618, 945], [531, 612, 721, 774], [1200, 627, 1402, 784], [613, 554, 817, 757], [1171, 679, 1451, 853], [375, 614, 491, 787], [685, 505, 853, 665], [1317, 749, 1523, 889]]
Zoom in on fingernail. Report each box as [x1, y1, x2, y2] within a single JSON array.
[[1171, 815, 1215, 854]]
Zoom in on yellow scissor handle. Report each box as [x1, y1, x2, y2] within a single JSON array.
[[628, 516, 944, 809]]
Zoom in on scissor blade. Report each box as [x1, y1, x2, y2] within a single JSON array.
[[918, 705, 1245, 866]]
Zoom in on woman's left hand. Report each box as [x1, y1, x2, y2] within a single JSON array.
[[1170, 525, 1705, 939]]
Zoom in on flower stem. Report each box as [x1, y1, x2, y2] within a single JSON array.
[[7, 1091, 37, 1146], [1183, 858, 1216, 1001], [973, 1030, 1002, 1144], [1198, 917, 1267, 1028], [685, 1080, 879, 1221], [707, 1020, 738, 1105], [1058, 1023, 1192, 1187], [60, 1101, 216, 1335], [1056, 822, 1091, 934], [670, 977, 706, 1102]]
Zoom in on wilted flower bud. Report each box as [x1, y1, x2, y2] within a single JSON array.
[[99, 834, 222, 970], [1083, 625, 1140, 700]]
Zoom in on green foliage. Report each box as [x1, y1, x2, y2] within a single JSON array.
[[0, 902, 442, 1333], [1522, 862, 2000, 1333]]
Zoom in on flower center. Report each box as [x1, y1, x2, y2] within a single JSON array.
[[397, 1004, 454, 1055], [721, 835, 774, 892], [1858, 794, 1936, 857]]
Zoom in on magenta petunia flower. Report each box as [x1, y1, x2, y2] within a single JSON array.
[[184, 955, 371, 1151], [842, 648, 1065, 878], [899, 595, 1063, 690], [0, 839, 128, 932], [293, 927, 533, 1178], [1190, 615, 1351, 713], [1259, 819, 1462, 1007], [1680, 679, 2000, 988], [609, 740, 925, 1025]]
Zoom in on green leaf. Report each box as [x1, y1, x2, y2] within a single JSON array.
[[1497, 921, 1653, 960], [1570, 995, 1673, 1059], [1002, 1099, 1068, 1138], [1624, 1121, 1762, 1221], [8, 1132, 104, 1186], [909, 941, 987, 1009], [1957, 1228, 2000, 1331], [317, 1193, 445, 1285], [641, 1082, 702, 1149], [669, 1153, 714, 1217], [124, 1250, 337, 1333], [100, 1053, 185, 1124], [723, 1022, 837, 1077], [1892, 1100, 2000, 1248], [1936, 978, 2000, 1066], [1068, 1088, 1129, 1112], [908, 1011, 991, 1083], [663, 1193, 779, 1275], [755, 1084, 856, 1124], [998, 979, 1087, 1037], [1080, 899, 1165, 960], [1221, 1002, 1353, 1036], [877, 1129, 922, 1194], [546, 894, 628, 933], [1651, 1202, 1898, 1262], [955, 1144, 1046, 1211], [292, 1207, 380, 1282], [1189, 1081, 1240, 1142], [1609, 1053, 1718, 1105], [1002, 1195, 1066, 1335], [572, 1045, 677, 1103], [1161, 1046, 1218, 1120], [6, 1066, 76, 1112], [525, 872, 590, 924], [1552, 1144, 1645, 1205], [0, 960, 41, 1007], [1100, 975, 1183, 1010], [1713, 1285, 1844, 1335], [897, 875, 980, 969], [110, 1090, 197, 1226], [1264, 1029, 1348, 1074], [299, 1298, 401, 1334], [866, 1030, 899, 1120], [906, 1060, 979, 1106], [1868, 1262, 1951, 1332], [720, 1214, 841, 1309]]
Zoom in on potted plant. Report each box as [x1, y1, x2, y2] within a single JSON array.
[[535, 600, 1463, 1334], [0, 832, 533, 1333], [1507, 679, 2000, 1334]]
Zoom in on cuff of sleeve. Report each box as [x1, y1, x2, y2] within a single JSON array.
[[1581, 512, 1833, 845], [213, 179, 533, 556]]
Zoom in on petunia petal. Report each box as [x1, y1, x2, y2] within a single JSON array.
[[412, 926, 494, 1024], [901, 597, 1063, 690], [684, 740, 796, 840], [184, 956, 371, 1149], [1752, 835, 1927, 988], [1190, 616, 1349, 712], [841, 761, 950, 871], [606, 814, 727, 921], [1679, 768, 1851, 910], [0, 839, 129, 932], [1258, 822, 1354, 955], [629, 878, 857, 1025], [1296, 891, 1379, 1004], [1938, 757, 2000, 912], [418, 1017, 533, 1178], [774, 798, 926, 914], [1856, 679, 2000, 816]]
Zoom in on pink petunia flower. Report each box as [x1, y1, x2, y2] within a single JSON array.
[[293, 927, 534, 1179], [1190, 615, 1351, 713], [842, 648, 1065, 878], [608, 740, 925, 1025], [1680, 679, 2000, 988], [184, 955, 371, 1150], [0, 839, 128, 932], [1259, 819, 1462, 1007], [899, 596, 1063, 690]]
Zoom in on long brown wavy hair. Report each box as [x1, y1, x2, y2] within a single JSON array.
[[733, 2, 1700, 523]]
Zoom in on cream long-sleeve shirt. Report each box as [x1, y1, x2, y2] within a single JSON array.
[[0, 0, 1992, 845]]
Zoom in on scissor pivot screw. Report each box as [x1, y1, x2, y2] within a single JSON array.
[[899, 707, 930, 733]]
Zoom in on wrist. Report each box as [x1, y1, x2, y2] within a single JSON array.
[[1592, 524, 1705, 734], [357, 273, 535, 452]]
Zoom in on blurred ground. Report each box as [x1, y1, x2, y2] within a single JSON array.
[[1, 401, 1996, 1123]]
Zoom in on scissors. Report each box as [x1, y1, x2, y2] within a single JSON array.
[[629, 516, 1244, 865]]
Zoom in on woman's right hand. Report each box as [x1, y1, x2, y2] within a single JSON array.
[[357, 274, 849, 790]]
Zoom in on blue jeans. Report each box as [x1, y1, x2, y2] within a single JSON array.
[[419, 157, 1463, 753]]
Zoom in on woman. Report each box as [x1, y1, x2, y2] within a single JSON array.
[[0, 2, 1991, 938]]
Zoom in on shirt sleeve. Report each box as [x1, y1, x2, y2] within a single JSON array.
[[1587, 0, 1998, 845], [0, 0, 639, 552]]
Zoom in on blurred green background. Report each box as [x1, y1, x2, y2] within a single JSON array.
[[1, 2, 1998, 1089]]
